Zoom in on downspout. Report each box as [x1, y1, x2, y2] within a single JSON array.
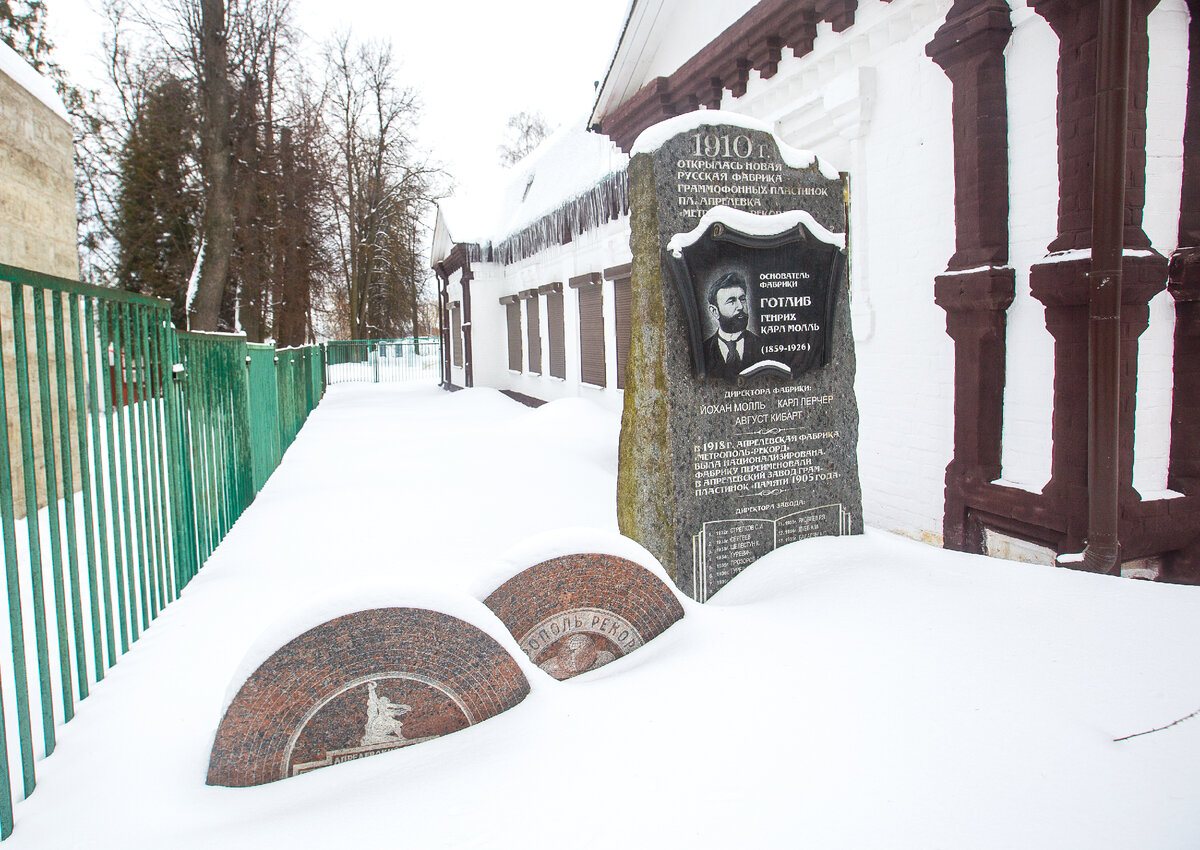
[[435, 262, 451, 389], [1083, 0, 1132, 575]]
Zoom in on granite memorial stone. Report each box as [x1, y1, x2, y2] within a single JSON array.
[[617, 111, 863, 601]]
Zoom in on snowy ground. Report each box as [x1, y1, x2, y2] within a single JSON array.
[[5, 384, 1200, 848]]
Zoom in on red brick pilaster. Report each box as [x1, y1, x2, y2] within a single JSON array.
[[927, 0, 1016, 552], [1026, 0, 1168, 558], [1027, 0, 1157, 252]]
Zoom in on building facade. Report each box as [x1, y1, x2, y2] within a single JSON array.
[[432, 0, 1198, 581]]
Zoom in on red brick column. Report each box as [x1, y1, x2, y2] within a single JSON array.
[[927, 0, 1016, 551], [1025, 0, 1167, 556]]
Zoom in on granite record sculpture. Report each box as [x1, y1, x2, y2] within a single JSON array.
[[484, 553, 684, 680], [207, 607, 530, 786]]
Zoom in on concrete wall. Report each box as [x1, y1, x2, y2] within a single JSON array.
[[0, 46, 82, 518], [0, 46, 78, 279]]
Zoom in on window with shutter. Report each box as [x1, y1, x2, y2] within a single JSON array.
[[544, 285, 566, 379], [525, 293, 542, 374], [572, 273, 606, 387], [450, 302, 464, 368], [608, 264, 632, 390], [503, 298, 522, 371]]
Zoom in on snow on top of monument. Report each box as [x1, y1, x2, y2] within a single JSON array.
[[491, 118, 628, 240], [667, 206, 846, 257], [630, 109, 841, 180], [217, 584, 528, 717], [467, 525, 673, 601], [0, 39, 70, 122]]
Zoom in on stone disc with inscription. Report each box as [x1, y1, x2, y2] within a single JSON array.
[[207, 607, 530, 787], [484, 553, 684, 680], [618, 111, 864, 602]]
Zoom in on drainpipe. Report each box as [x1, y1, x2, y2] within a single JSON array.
[[1083, 0, 1131, 575], [435, 263, 448, 388]]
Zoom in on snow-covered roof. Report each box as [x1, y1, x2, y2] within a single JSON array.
[[432, 118, 628, 266], [589, 0, 759, 129], [0, 38, 70, 123]]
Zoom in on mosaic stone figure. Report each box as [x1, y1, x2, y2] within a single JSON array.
[[360, 681, 411, 746], [538, 633, 617, 678]]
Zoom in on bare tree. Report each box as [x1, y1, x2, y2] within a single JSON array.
[[100, 0, 321, 335], [324, 35, 441, 340], [180, 0, 233, 330], [498, 110, 550, 167]]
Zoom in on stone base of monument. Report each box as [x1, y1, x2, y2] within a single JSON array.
[[484, 553, 684, 680], [206, 607, 529, 787]]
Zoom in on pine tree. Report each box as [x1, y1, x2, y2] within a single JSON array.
[[113, 75, 199, 325], [498, 111, 550, 167], [0, 0, 53, 70]]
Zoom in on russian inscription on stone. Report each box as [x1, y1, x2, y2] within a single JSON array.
[[618, 112, 863, 601], [484, 553, 684, 680], [207, 607, 529, 786]]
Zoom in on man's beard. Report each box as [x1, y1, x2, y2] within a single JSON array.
[[718, 312, 748, 334]]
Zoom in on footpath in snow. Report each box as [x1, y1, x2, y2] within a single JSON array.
[[5, 384, 1200, 849]]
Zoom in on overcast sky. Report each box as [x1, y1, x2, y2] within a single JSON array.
[[44, 0, 631, 219]]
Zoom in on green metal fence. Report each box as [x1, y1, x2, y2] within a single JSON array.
[[0, 263, 325, 838], [247, 344, 325, 493], [324, 337, 441, 384]]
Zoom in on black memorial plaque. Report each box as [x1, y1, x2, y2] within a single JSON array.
[[619, 114, 863, 602], [665, 214, 844, 381]]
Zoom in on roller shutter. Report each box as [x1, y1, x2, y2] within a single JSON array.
[[525, 293, 541, 374], [609, 264, 632, 390], [546, 287, 566, 379], [450, 302, 463, 368], [504, 298, 522, 371], [576, 280, 606, 388]]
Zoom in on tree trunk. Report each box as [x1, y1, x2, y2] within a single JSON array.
[[191, 0, 234, 331]]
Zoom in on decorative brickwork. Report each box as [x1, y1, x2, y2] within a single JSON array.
[[484, 554, 683, 680], [975, 0, 1172, 565], [1027, 0, 1157, 253], [595, 1, 878, 151], [928, 0, 1190, 569], [207, 608, 529, 787], [927, 0, 1016, 553]]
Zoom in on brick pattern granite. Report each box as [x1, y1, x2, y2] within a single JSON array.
[[484, 553, 684, 680], [207, 607, 530, 787]]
